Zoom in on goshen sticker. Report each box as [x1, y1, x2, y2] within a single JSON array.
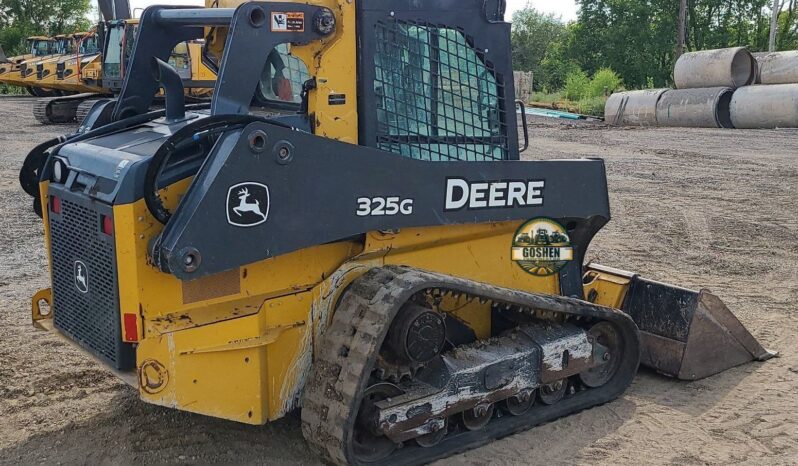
[[271, 12, 305, 32], [512, 218, 574, 276]]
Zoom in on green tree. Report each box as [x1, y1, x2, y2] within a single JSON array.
[[511, 7, 573, 90], [0, 0, 92, 56], [567, 0, 778, 89]]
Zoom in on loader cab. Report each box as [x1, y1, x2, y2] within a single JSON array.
[[102, 20, 138, 90], [30, 37, 55, 57], [168, 42, 192, 81], [56, 35, 74, 55], [78, 33, 100, 55]]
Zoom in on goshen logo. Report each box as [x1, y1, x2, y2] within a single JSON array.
[[74, 260, 89, 294], [227, 182, 270, 228], [445, 178, 545, 211], [511, 218, 574, 277]]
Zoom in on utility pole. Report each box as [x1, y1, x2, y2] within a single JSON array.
[[677, 0, 687, 58], [769, 0, 781, 52]]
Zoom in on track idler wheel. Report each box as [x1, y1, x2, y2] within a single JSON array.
[[539, 379, 567, 405], [352, 383, 403, 463], [580, 322, 623, 388], [502, 389, 535, 416], [415, 419, 448, 448], [461, 403, 494, 431]]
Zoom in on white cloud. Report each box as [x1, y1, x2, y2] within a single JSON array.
[[506, 0, 578, 22]]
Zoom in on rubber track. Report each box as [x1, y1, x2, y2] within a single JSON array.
[[33, 98, 56, 124], [75, 99, 102, 124], [301, 266, 641, 466], [33, 93, 101, 124]]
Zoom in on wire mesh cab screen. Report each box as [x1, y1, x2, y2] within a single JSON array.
[[359, 1, 518, 161]]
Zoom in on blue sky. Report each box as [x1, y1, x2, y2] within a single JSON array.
[[125, 0, 579, 22]]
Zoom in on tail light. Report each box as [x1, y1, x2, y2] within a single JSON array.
[[101, 215, 113, 236], [50, 196, 61, 214]]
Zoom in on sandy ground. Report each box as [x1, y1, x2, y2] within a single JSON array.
[[0, 98, 796, 465]]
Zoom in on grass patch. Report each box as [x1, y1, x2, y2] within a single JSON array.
[[0, 84, 26, 95]]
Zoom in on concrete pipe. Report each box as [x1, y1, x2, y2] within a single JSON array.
[[604, 89, 667, 126], [674, 47, 756, 89], [655, 87, 734, 128], [730, 84, 798, 129], [753, 51, 798, 85]]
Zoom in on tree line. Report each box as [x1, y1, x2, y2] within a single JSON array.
[[513, 0, 798, 92], [0, 0, 92, 55]]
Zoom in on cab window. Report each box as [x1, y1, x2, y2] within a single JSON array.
[[255, 44, 309, 108]]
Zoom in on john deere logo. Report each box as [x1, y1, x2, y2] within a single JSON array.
[[512, 218, 574, 276], [74, 260, 89, 293], [226, 182, 270, 228]]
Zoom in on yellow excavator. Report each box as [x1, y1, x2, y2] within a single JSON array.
[[20, 1, 775, 465], [31, 31, 104, 95], [0, 36, 55, 87], [0, 36, 62, 96], [30, 18, 217, 124]]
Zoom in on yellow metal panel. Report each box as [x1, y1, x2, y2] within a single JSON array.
[[138, 313, 270, 424], [131, 220, 566, 423], [137, 293, 312, 424], [113, 181, 361, 341], [582, 268, 632, 310]]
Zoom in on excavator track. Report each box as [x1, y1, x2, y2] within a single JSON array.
[[75, 99, 105, 124], [33, 93, 103, 124], [302, 266, 641, 466]]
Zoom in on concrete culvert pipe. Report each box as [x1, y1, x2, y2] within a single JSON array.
[[753, 51, 798, 85], [730, 84, 798, 129], [674, 47, 756, 89], [655, 87, 734, 128], [604, 89, 667, 126]]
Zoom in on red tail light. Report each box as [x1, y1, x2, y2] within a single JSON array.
[[50, 196, 61, 214], [123, 313, 139, 342], [101, 215, 113, 236]]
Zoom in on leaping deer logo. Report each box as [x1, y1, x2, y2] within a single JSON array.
[[74, 261, 89, 293], [227, 182, 270, 227], [233, 187, 267, 220]]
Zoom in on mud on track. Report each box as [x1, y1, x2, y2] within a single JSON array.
[[0, 99, 796, 465]]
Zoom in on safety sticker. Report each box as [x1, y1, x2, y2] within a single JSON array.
[[272, 12, 305, 32], [511, 218, 574, 277]]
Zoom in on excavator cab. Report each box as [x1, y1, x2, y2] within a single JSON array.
[[20, 1, 774, 465], [101, 20, 138, 91]]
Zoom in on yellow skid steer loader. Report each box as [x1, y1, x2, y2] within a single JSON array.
[[20, 1, 774, 464]]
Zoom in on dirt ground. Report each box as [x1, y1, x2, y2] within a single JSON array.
[[0, 97, 796, 465]]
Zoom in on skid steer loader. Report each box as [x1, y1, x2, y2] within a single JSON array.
[[20, 1, 775, 464]]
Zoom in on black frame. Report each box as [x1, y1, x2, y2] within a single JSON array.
[[357, 0, 519, 160], [112, 3, 330, 120]]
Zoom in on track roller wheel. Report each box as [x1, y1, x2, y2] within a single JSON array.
[[579, 322, 623, 388], [539, 379, 567, 405], [352, 383, 402, 463], [415, 419, 448, 448], [502, 389, 535, 416], [461, 403, 494, 431]]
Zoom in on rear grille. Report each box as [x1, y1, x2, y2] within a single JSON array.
[[48, 189, 134, 370]]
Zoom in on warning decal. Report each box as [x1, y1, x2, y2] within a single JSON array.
[[271, 12, 305, 32]]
